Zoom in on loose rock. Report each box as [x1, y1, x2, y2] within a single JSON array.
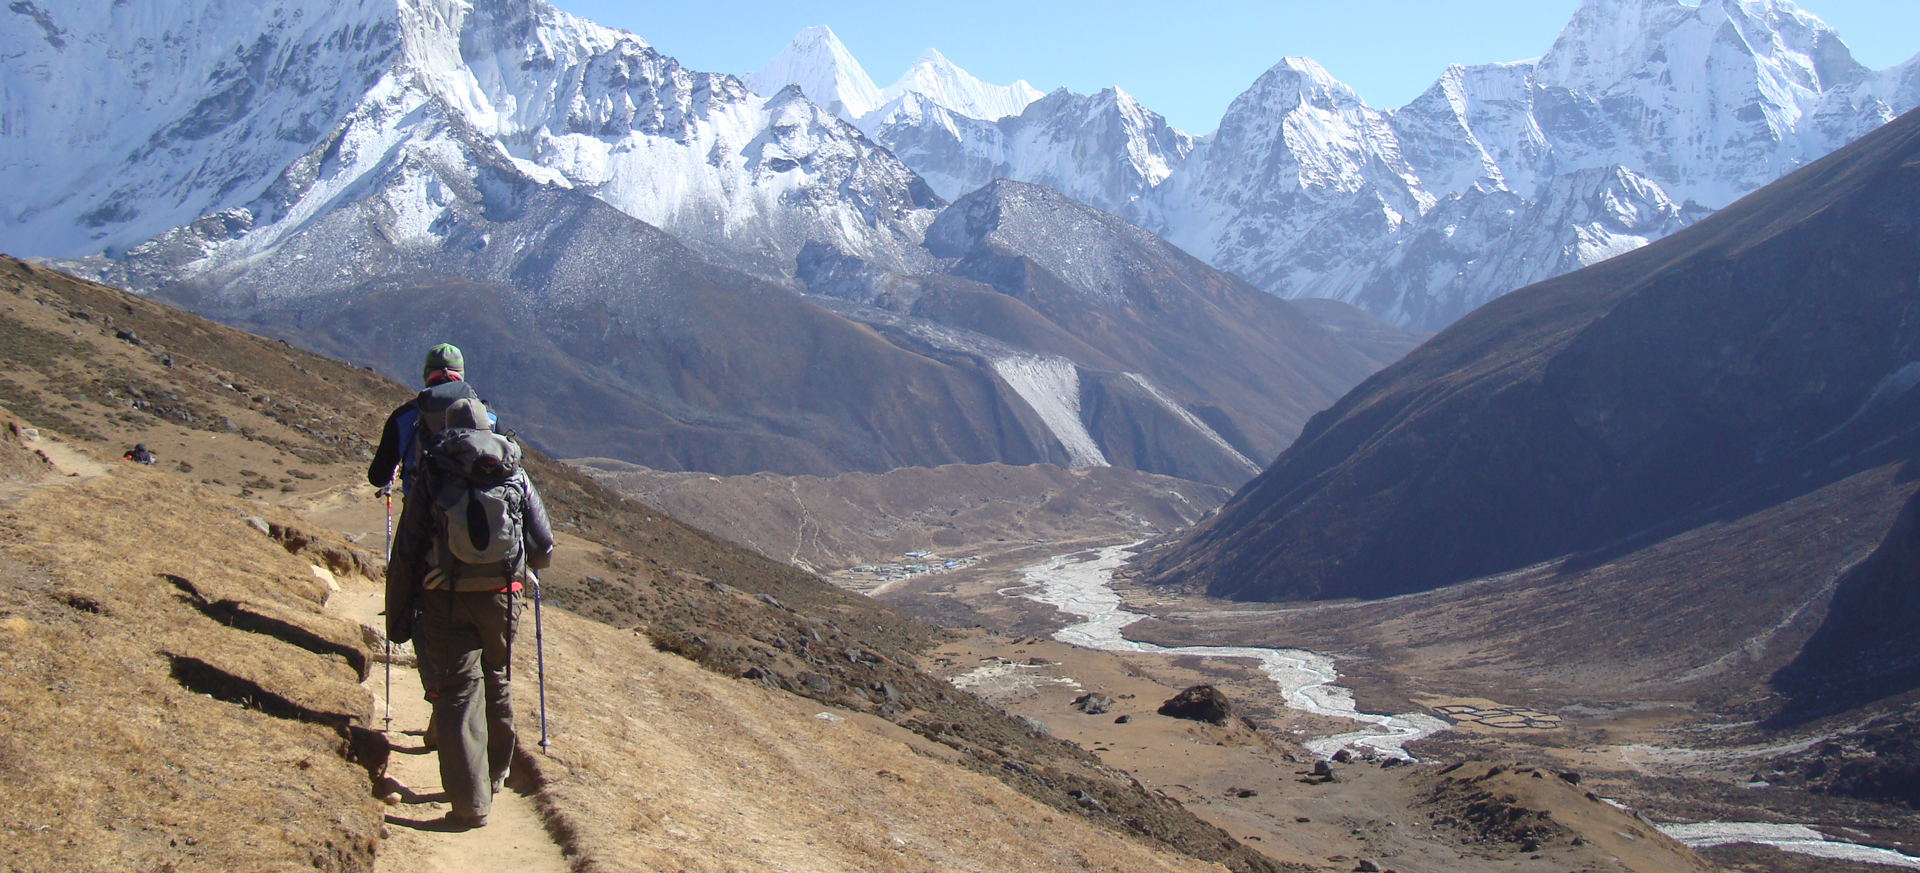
[[1072, 693, 1113, 715]]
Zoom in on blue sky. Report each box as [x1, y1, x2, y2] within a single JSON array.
[[547, 1, 1920, 134]]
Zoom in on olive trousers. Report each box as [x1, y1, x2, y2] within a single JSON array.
[[418, 588, 519, 819]]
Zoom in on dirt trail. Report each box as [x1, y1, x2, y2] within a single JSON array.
[[329, 577, 570, 873], [0, 432, 110, 502], [28, 436, 111, 479]]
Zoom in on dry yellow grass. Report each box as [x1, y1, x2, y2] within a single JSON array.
[[0, 453, 382, 872], [510, 592, 1228, 873]]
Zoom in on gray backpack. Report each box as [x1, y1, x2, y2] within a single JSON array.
[[422, 424, 529, 592]]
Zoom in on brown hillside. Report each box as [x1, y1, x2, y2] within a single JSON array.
[[572, 458, 1229, 576], [0, 257, 1285, 871]]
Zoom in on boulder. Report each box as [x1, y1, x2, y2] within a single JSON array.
[[1157, 684, 1232, 724], [1072, 693, 1113, 715]]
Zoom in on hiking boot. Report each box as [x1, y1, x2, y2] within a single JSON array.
[[441, 811, 487, 831]]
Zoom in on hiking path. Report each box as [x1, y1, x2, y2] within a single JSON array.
[[329, 570, 570, 873]]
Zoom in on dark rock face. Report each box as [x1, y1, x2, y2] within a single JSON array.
[[1141, 106, 1920, 602], [1157, 685, 1232, 725], [165, 188, 1055, 479], [1420, 764, 1570, 851]]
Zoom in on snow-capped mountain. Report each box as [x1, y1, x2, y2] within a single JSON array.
[[860, 87, 1195, 232], [877, 48, 1043, 122], [745, 27, 1041, 124], [21, 0, 1909, 336], [744, 25, 886, 121], [4, 0, 940, 286], [854, 0, 1920, 329], [1332, 0, 1920, 326]]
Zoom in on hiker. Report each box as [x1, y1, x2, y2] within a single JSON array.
[[367, 343, 498, 497], [385, 398, 553, 830], [367, 343, 499, 749], [122, 444, 155, 465]]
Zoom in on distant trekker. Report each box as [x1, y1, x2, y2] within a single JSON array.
[[367, 343, 498, 497], [122, 444, 154, 465], [386, 398, 554, 830]]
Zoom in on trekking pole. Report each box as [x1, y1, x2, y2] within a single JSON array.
[[383, 485, 393, 734], [532, 570, 550, 752]]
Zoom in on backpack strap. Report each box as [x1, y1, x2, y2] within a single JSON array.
[[394, 407, 422, 494]]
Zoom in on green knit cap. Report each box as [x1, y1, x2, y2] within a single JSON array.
[[423, 342, 464, 375]]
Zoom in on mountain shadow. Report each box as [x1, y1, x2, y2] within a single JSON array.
[[1774, 466, 1920, 719]]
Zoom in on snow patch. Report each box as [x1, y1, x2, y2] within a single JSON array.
[[992, 356, 1109, 469], [948, 660, 1082, 699]]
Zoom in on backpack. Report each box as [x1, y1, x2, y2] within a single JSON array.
[[420, 426, 528, 592], [398, 380, 491, 495]]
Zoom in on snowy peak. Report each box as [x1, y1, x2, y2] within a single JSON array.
[[1536, 0, 1695, 88], [1206, 56, 1419, 202], [1538, 0, 1865, 93], [1391, 60, 1547, 197], [748, 33, 1042, 124], [745, 25, 883, 121], [879, 48, 1043, 121], [2, 0, 946, 288], [1243, 57, 1374, 114], [1526, 0, 1885, 206], [0, 0, 406, 258]]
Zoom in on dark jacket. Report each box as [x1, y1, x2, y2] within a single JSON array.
[[385, 427, 553, 643], [367, 379, 493, 491]]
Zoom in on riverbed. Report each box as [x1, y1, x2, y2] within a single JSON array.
[[1659, 823, 1920, 869], [1004, 543, 1449, 759]]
